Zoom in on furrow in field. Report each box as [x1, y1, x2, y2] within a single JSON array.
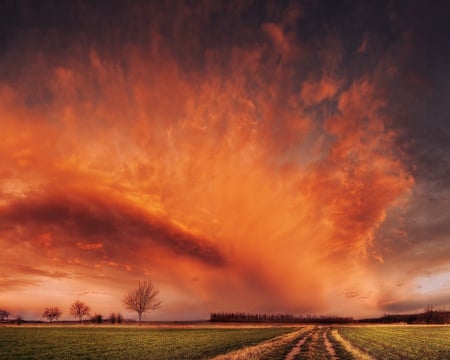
[[284, 330, 310, 360], [290, 326, 333, 360], [210, 327, 312, 360], [331, 329, 374, 360], [326, 328, 355, 360], [323, 328, 338, 360]]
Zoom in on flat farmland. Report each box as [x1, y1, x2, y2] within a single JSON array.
[[0, 325, 296, 360], [1, 324, 449, 359], [336, 325, 450, 360]]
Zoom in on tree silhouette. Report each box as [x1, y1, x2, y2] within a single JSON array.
[[42, 307, 62, 322], [91, 314, 103, 324], [110, 312, 116, 324], [70, 300, 91, 323], [123, 280, 161, 324], [0, 309, 9, 321]]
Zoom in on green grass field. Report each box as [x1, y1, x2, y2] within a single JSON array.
[[0, 326, 295, 360], [337, 325, 450, 360], [1, 324, 449, 359]]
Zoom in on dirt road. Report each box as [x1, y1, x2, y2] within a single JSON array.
[[284, 326, 372, 360]]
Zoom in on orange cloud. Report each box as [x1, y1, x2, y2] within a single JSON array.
[[0, 0, 431, 320], [76, 242, 103, 251], [301, 77, 338, 105]]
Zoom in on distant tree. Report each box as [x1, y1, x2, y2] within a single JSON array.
[[110, 312, 116, 324], [42, 307, 62, 322], [91, 314, 103, 324], [0, 309, 10, 321], [117, 313, 123, 324], [70, 300, 91, 323], [123, 280, 161, 324], [16, 315, 23, 325]]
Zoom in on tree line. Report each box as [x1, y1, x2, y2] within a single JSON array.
[[0, 280, 161, 325], [211, 309, 450, 324], [210, 312, 354, 324], [40, 302, 124, 324], [359, 308, 450, 324]]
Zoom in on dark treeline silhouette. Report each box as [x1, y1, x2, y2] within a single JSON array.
[[109, 312, 123, 324], [0, 314, 125, 325], [212, 308, 450, 324], [210, 312, 353, 324], [359, 309, 450, 324], [91, 314, 103, 324]]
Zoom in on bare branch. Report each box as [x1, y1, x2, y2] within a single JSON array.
[[69, 300, 91, 323], [123, 280, 161, 324], [0, 309, 10, 321], [42, 307, 62, 322]]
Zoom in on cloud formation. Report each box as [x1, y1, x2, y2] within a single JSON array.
[[0, 0, 449, 319]]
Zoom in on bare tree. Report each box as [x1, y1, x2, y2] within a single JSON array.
[[42, 307, 62, 322], [110, 312, 116, 324], [123, 280, 161, 324], [0, 309, 9, 321], [70, 300, 91, 323], [91, 314, 103, 324]]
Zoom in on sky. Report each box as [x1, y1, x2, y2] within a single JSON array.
[[0, 0, 449, 321]]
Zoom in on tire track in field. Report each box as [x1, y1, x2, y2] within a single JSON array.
[[211, 327, 311, 360], [285, 326, 338, 360], [284, 328, 312, 360], [331, 329, 375, 360], [323, 328, 338, 360]]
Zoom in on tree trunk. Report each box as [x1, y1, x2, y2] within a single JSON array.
[[138, 312, 142, 325]]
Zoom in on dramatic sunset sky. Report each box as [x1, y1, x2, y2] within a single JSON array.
[[0, 0, 449, 321]]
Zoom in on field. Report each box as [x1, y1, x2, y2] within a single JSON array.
[[0, 325, 295, 360], [283, 325, 450, 360], [0, 324, 449, 359], [337, 325, 450, 360]]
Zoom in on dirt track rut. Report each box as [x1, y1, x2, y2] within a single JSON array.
[[285, 326, 339, 360]]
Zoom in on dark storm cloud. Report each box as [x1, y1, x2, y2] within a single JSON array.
[[12, 264, 71, 279], [0, 190, 226, 266], [379, 291, 450, 313], [369, 3, 450, 309], [0, 278, 40, 289], [0, 0, 278, 73], [373, 1, 450, 181]]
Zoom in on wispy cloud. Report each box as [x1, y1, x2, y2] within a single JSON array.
[[0, 0, 449, 319]]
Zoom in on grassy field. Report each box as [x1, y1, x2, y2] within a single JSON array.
[[0, 325, 296, 360], [1, 324, 449, 359], [337, 325, 450, 360]]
